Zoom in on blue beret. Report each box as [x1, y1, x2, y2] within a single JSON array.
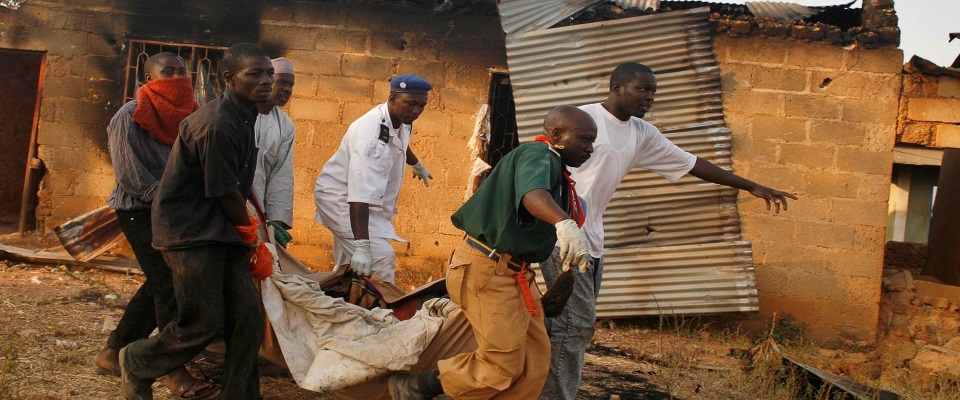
[[390, 74, 433, 95]]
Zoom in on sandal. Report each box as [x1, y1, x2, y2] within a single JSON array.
[[118, 346, 154, 400], [169, 377, 221, 400]]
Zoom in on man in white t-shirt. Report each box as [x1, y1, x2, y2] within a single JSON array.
[[539, 62, 797, 399]]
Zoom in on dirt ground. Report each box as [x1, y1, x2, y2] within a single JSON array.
[[0, 236, 957, 399]]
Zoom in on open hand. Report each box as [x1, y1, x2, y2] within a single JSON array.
[[749, 185, 798, 214]]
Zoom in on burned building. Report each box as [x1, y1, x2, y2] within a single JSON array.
[[0, 0, 918, 344]]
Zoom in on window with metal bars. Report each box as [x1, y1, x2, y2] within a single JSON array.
[[485, 73, 519, 169], [123, 40, 227, 106]]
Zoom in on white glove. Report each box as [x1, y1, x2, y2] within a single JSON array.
[[555, 219, 589, 273], [352, 239, 373, 277], [411, 160, 433, 187]]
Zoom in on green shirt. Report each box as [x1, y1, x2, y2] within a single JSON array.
[[451, 142, 569, 263]]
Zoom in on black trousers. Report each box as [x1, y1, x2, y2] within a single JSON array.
[[108, 208, 176, 350], [123, 243, 264, 399]]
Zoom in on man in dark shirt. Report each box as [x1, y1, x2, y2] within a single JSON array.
[[389, 105, 596, 399], [118, 43, 274, 400], [95, 52, 218, 398]]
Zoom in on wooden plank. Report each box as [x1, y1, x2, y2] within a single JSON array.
[[0, 243, 141, 275]]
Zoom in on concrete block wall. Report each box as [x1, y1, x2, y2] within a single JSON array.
[[899, 73, 960, 148], [1, 1, 507, 288], [262, 3, 507, 285], [0, 2, 123, 230], [714, 36, 902, 344]]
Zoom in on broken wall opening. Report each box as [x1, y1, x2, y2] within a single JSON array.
[[485, 72, 519, 169], [0, 48, 44, 231], [886, 163, 939, 244]]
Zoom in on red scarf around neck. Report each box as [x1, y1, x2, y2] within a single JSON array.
[[132, 76, 198, 146], [532, 135, 585, 228]]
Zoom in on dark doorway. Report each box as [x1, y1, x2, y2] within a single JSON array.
[[486, 73, 519, 169], [0, 49, 44, 234]]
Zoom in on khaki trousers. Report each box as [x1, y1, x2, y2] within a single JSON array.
[[437, 240, 550, 399]]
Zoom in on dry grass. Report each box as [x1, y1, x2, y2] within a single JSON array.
[[589, 312, 960, 400], [1, 250, 956, 399]]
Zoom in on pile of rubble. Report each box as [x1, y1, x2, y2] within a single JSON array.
[[557, 0, 900, 49], [877, 268, 960, 389]]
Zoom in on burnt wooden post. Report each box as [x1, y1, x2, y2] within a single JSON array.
[[925, 148, 960, 285]]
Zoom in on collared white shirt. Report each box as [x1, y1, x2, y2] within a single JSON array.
[[253, 106, 295, 227], [314, 103, 410, 241], [571, 103, 697, 258]]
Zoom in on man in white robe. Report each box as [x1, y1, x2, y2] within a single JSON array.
[[254, 57, 296, 246]]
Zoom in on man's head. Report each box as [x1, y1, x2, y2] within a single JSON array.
[[143, 52, 187, 83], [607, 62, 657, 119], [543, 105, 597, 168], [222, 43, 274, 105], [387, 74, 432, 126], [268, 57, 295, 107]]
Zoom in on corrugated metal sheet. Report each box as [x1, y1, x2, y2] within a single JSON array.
[[745, 1, 817, 23], [503, 6, 758, 316], [497, 0, 602, 35], [533, 241, 757, 316], [617, 0, 660, 10]]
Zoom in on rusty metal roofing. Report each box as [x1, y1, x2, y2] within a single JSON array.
[[617, 0, 660, 10], [503, 6, 758, 316], [497, 0, 602, 35], [745, 1, 817, 23]]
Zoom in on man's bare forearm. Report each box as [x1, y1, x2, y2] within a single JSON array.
[[349, 202, 370, 240], [688, 157, 758, 191], [521, 189, 570, 225]]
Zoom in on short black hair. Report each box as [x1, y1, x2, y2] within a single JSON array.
[[144, 52, 178, 76], [609, 62, 654, 87], [221, 43, 269, 77]]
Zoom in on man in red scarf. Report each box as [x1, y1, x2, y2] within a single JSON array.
[[94, 52, 218, 399], [388, 105, 595, 399]]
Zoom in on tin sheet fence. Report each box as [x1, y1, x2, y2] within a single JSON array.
[[501, 5, 759, 316]]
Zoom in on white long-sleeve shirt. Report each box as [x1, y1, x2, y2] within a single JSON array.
[[314, 103, 410, 241], [253, 106, 296, 227]]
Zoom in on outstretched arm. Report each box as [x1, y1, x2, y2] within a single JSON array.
[[688, 157, 797, 213]]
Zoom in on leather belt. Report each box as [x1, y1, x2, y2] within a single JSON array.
[[465, 237, 523, 272]]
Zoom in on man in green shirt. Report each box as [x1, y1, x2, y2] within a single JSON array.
[[389, 105, 596, 399]]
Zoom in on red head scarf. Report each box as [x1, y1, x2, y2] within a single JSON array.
[[132, 76, 198, 145]]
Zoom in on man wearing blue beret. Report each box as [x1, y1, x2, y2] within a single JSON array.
[[314, 74, 433, 282]]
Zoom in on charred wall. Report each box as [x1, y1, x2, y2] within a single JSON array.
[[0, 1, 507, 287]]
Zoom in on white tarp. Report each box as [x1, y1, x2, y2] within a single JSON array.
[[262, 271, 453, 392]]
